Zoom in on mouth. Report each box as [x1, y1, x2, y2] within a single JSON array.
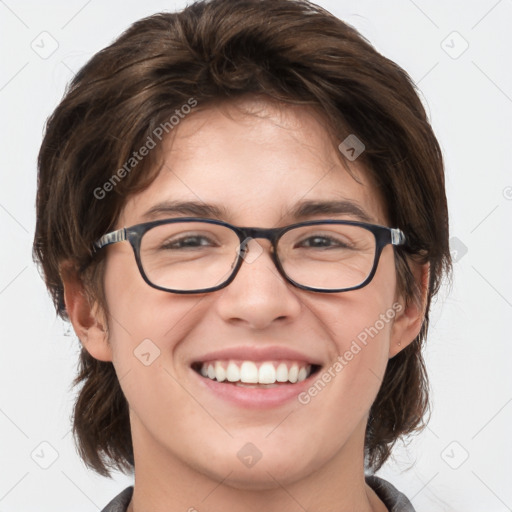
[[191, 360, 322, 388]]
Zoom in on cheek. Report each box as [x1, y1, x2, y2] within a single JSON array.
[[296, 248, 399, 418], [307, 246, 398, 355], [101, 248, 204, 368], [102, 255, 213, 436], [303, 290, 395, 397]]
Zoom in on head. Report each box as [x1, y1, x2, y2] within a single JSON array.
[[33, 0, 450, 482]]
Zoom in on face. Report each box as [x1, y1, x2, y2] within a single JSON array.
[[91, 98, 412, 489]]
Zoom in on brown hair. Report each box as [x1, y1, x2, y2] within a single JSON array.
[[33, 0, 451, 477]]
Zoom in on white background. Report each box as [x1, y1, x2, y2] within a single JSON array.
[[0, 1, 511, 511]]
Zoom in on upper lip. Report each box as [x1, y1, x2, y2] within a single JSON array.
[[191, 345, 324, 366]]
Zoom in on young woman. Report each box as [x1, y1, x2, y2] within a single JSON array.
[[33, 1, 451, 510]]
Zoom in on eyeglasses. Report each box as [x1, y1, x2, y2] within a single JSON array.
[[93, 217, 406, 294]]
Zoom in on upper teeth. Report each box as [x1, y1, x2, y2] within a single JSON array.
[[198, 361, 312, 384]]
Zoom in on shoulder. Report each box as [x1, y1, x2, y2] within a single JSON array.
[[365, 475, 416, 512], [100, 486, 134, 512]]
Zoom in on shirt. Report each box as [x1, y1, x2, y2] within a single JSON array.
[[100, 475, 415, 511]]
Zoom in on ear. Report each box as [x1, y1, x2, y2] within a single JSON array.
[[60, 261, 113, 362], [388, 260, 430, 358]]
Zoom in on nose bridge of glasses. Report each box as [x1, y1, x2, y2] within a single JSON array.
[[241, 226, 281, 241], [238, 226, 281, 255]]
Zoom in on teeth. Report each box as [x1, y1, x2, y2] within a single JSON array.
[[198, 360, 313, 385], [297, 367, 308, 382], [258, 362, 276, 384], [276, 363, 288, 382], [240, 361, 259, 383], [215, 361, 226, 382], [226, 362, 240, 382], [288, 364, 299, 383]]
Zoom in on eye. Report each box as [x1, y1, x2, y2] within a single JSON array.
[[297, 235, 351, 249], [161, 234, 216, 250]]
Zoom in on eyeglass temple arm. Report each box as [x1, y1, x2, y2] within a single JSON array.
[[390, 228, 406, 246], [94, 228, 127, 252]]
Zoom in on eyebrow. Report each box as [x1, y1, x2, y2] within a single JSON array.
[[140, 199, 373, 223], [141, 200, 229, 220], [289, 199, 373, 223]]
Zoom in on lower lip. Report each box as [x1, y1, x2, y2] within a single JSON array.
[[192, 368, 318, 409]]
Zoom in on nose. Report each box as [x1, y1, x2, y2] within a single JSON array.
[[214, 238, 302, 330]]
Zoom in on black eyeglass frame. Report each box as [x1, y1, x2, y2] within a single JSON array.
[[93, 217, 406, 294]]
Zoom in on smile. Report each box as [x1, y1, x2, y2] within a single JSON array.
[[193, 360, 320, 386]]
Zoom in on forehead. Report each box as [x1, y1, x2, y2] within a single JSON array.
[[118, 98, 387, 227]]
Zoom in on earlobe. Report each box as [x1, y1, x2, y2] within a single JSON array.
[[60, 261, 113, 362], [389, 261, 430, 358]]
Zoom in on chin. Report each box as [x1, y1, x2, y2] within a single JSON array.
[[220, 465, 305, 491], [197, 447, 323, 491]]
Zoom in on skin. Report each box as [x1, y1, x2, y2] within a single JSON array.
[[63, 97, 428, 512]]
